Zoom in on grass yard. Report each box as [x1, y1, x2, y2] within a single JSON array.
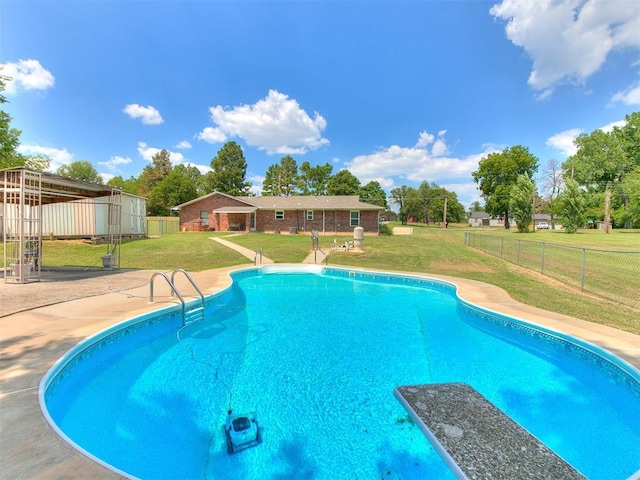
[[39, 225, 640, 335]]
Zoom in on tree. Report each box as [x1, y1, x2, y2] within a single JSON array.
[[139, 149, 172, 196], [509, 173, 534, 232], [617, 165, 640, 228], [390, 185, 412, 224], [327, 169, 361, 195], [472, 145, 539, 229], [563, 128, 630, 232], [107, 175, 142, 195], [0, 74, 26, 169], [298, 161, 332, 195], [558, 177, 586, 233], [539, 158, 564, 227], [263, 155, 298, 196], [206, 141, 251, 195], [147, 164, 199, 216], [56, 160, 104, 183], [359, 181, 388, 208]]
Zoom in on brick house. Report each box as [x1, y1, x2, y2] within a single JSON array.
[[174, 192, 385, 235]]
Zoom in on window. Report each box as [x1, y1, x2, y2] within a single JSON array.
[[275, 210, 285, 220], [306, 210, 314, 220], [200, 211, 209, 226], [350, 210, 360, 226]]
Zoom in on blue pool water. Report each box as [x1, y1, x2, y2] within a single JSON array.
[[41, 267, 640, 479]]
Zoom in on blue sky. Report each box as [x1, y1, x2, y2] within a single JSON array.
[[2, 0, 639, 208]]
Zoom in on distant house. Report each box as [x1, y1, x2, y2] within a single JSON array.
[[468, 212, 491, 227], [468, 212, 517, 228], [174, 192, 384, 235]]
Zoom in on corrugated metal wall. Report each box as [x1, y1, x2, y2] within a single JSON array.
[[38, 194, 146, 238]]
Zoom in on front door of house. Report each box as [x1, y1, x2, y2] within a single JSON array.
[[250, 212, 256, 231]]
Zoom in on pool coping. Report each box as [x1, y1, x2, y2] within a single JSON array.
[[1, 264, 639, 479]]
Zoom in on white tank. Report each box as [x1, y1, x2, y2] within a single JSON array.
[[354, 226, 364, 248]]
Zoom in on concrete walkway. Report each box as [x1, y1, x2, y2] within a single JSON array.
[[1, 263, 638, 479], [211, 236, 274, 264]]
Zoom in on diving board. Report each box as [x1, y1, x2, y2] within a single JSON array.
[[394, 383, 586, 479]]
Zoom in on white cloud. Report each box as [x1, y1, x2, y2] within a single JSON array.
[[0, 59, 55, 94], [600, 120, 626, 133], [98, 155, 132, 172], [414, 130, 450, 156], [610, 81, 640, 106], [175, 140, 192, 149], [136, 142, 185, 163], [16, 144, 73, 171], [205, 89, 329, 154], [490, 0, 640, 94], [123, 104, 163, 125], [346, 131, 496, 188], [183, 162, 211, 175], [197, 127, 227, 144], [547, 118, 628, 156], [416, 131, 435, 148], [546, 128, 582, 156]]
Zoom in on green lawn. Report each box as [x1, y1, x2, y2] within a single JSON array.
[[40, 225, 640, 335]]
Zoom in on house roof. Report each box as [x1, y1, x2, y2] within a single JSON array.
[[470, 212, 491, 218], [248, 195, 383, 210], [174, 192, 384, 211], [212, 206, 258, 214]]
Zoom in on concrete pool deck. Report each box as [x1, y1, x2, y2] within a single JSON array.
[[1, 264, 639, 479]]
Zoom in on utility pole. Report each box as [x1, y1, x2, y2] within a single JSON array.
[[443, 197, 448, 228]]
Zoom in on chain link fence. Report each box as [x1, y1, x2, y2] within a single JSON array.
[[146, 217, 180, 236], [465, 232, 640, 309]]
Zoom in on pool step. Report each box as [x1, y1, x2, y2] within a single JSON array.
[[394, 383, 586, 480], [184, 306, 205, 325]]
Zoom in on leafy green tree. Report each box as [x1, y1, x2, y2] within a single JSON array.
[[56, 160, 104, 183], [509, 173, 534, 232], [139, 149, 172, 196], [563, 128, 629, 231], [0, 74, 26, 169], [327, 169, 361, 195], [558, 177, 586, 233], [107, 175, 142, 195], [298, 161, 333, 195], [472, 145, 539, 229], [147, 164, 199, 216], [617, 165, 640, 228], [427, 185, 466, 224], [206, 141, 251, 196], [390, 185, 413, 224], [359, 180, 388, 208], [263, 155, 298, 196]]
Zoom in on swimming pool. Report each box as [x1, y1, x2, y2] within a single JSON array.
[[40, 266, 640, 479]]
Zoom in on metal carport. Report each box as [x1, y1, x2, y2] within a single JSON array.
[[1, 167, 122, 283]]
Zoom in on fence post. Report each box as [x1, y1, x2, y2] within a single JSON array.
[[581, 248, 585, 292]]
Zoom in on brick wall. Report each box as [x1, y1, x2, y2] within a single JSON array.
[[179, 195, 252, 232], [255, 209, 379, 235], [179, 194, 380, 234]]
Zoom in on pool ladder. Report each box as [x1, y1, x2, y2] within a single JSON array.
[[149, 269, 205, 333]]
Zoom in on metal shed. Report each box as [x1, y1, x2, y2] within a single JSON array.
[[1, 168, 124, 284]]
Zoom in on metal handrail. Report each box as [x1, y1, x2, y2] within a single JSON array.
[[254, 248, 263, 265], [149, 271, 186, 321], [170, 268, 205, 309], [315, 248, 329, 265]]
